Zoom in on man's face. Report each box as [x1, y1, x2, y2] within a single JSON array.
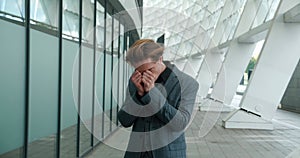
[[135, 62, 156, 73], [133, 58, 161, 77]]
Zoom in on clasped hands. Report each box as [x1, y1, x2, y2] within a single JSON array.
[[131, 70, 157, 96]]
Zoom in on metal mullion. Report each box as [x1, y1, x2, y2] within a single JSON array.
[[116, 21, 121, 126], [126, 34, 129, 83], [24, 0, 30, 157], [123, 30, 127, 102], [101, 0, 107, 139], [91, 0, 97, 147], [56, 0, 63, 157], [76, 0, 83, 156], [110, 9, 114, 132]]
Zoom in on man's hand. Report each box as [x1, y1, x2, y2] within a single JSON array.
[[142, 70, 156, 92], [131, 70, 144, 96]]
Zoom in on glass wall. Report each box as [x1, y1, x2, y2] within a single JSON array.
[[0, 0, 135, 157], [0, 1, 25, 157]]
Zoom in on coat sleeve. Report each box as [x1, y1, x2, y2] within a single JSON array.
[[145, 77, 199, 131], [117, 80, 144, 128]]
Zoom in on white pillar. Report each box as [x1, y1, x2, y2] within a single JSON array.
[[223, 1, 300, 130], [196, 50, 224, 100], [205, 39, 256, 112]]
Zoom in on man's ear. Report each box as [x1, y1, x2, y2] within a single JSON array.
[[159, 56, 163, 62]]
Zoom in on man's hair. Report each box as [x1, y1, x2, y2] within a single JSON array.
[[126, 39, 164, 65]]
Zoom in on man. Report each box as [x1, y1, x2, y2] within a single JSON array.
[[117, 39, 199, 158]]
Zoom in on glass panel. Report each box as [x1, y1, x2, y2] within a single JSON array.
[[95, 51, 104, 141], [119, 25, 125, 110], [111, 18, 120, 130], [0, 0, 24, 18], [252, 0, 272, 28], [218, 0, 247, 44], [94, 51, 105, 143], [0, 1, 25, 156], [40, 0, 59, 27], [28, 7, 59, 157], [104, 13, 113, 137], [93, 0, 105, 144], [180, 41, 193, 56], [96, 2, 104, 49], [104, 54, 112, 137], [60, 1, 80, 157], [79, 0, 95, 154], [106, 14, 112, 50], [79, 46, 94, 154], [120, 25, 124, 53], [208, 0, 224, 13], [201, 13, 210, 30], [232, 0, 247, 12], [228, 12, 240, 40], [111, 55, 118, 130], [30, 0, 59, 28], [265, 0, 280, 22], [113, 20, 119, 53], [60, 39, 78, 157], [82, 0, 94, 44], [63, 8, 80, 39], [62, 0, 80, 39]]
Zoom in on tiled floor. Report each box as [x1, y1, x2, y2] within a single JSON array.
[[85, 109, 300, 158]]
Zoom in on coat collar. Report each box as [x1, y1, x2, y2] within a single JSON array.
[[162, 61, 180, 89]]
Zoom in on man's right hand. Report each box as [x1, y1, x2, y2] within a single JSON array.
[[130, 70, 144, 96]]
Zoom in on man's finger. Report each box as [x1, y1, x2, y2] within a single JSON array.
[[143, 74, 154, 83], [144, 70, 154, 76]]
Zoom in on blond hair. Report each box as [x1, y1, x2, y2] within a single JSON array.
[[126, 39, 164, 65]]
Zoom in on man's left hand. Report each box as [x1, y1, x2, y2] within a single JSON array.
[[142, 70, 156, 92]]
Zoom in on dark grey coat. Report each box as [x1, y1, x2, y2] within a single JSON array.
[[118, 61, 199, 158]]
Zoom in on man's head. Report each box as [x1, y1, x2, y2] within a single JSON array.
[[126, 39, 165, 76]]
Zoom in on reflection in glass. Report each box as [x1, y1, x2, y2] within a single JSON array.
[[30, 0, 59, 27], [114, 20, 119, 53], [63, 9, 80, 39], [96, 2, 105, 48], [0, 0, 24, 18], [106, 14, 112, 50], [82, 0, 94, 44]]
